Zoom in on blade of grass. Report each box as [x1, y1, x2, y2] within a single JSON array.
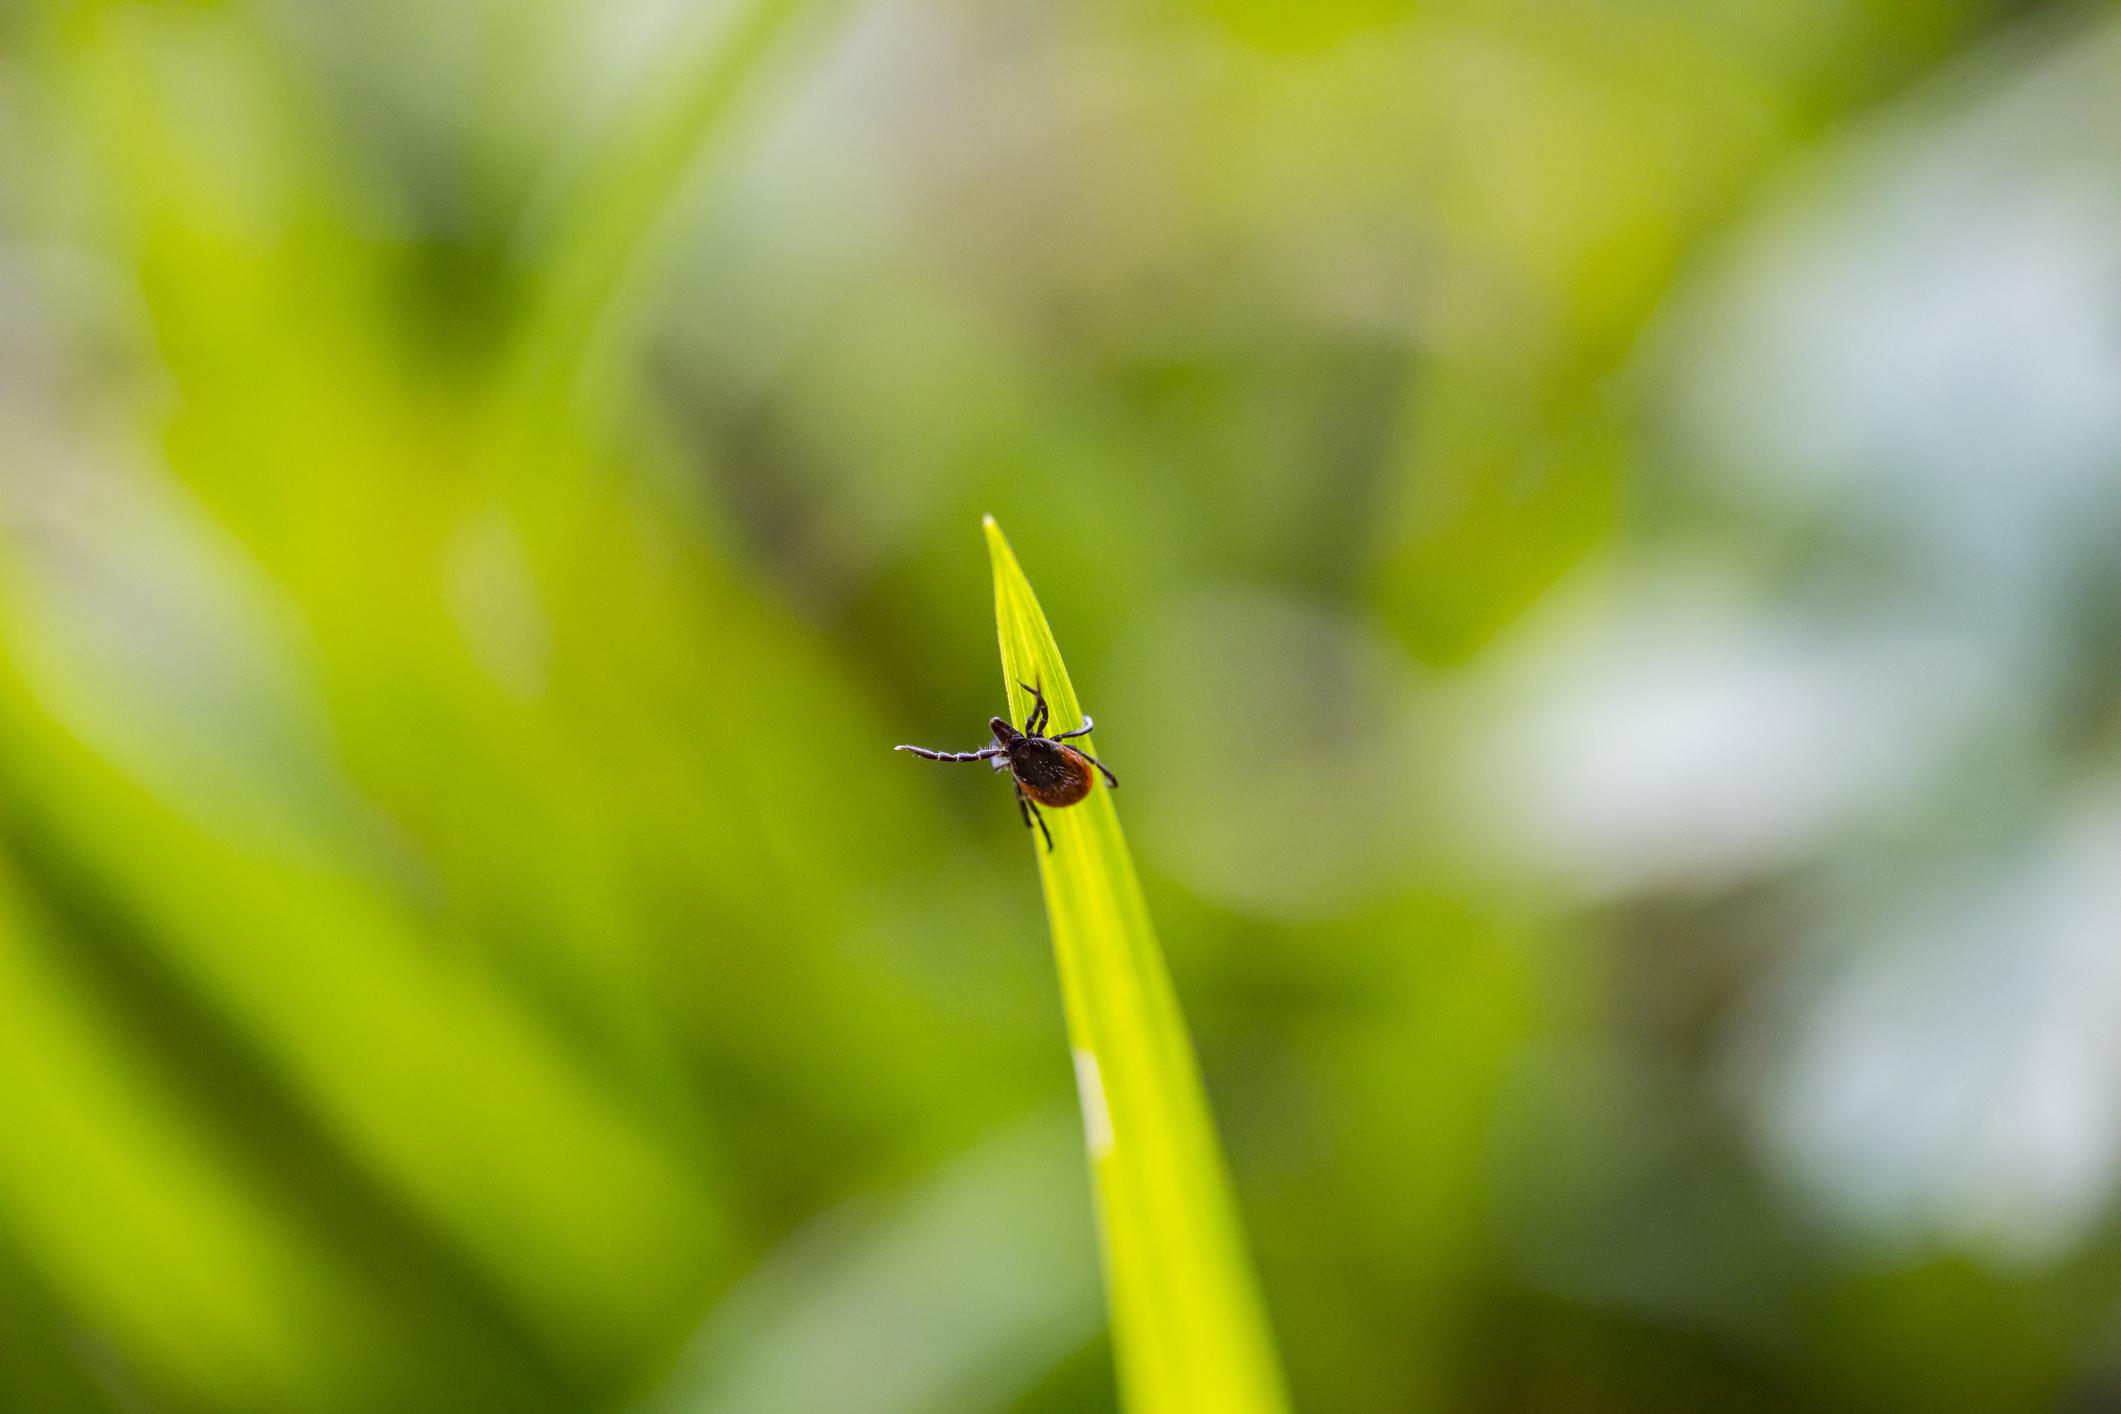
[[984, 517, 1288, 1414]]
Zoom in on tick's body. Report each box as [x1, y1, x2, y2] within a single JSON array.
[[896, 682, 1117, 850], [1004, 729, 1096, 808]]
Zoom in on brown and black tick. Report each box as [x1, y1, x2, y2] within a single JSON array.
[[895, 680, 1118, 851]]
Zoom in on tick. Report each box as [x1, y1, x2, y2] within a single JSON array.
[[895, 680, 1118, 851]]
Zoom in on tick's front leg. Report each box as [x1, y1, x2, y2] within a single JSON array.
[[1016, 680, 1050, 736], [895, 744, 1001, 763]]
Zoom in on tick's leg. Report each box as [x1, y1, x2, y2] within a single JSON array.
[[1016, 786, 1054, 852], [1051, 715, 1094, 741], [895, 744, 1001, 763], [1074, 749, 1118, 789], [1017, 680, 1048, 736]]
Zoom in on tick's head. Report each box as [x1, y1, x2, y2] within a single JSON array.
[[989, 716, 1019, 746]]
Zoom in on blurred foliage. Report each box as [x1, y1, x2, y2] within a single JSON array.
[[3, 0, 2121, 1411]]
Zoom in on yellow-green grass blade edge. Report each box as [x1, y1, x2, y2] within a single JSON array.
[[984, 516, 1289, 1414]]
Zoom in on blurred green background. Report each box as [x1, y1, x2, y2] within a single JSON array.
[[6, 0, 2121, 1410]]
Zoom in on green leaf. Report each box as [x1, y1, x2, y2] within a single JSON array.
[[984, 517, 1289, 1414]]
